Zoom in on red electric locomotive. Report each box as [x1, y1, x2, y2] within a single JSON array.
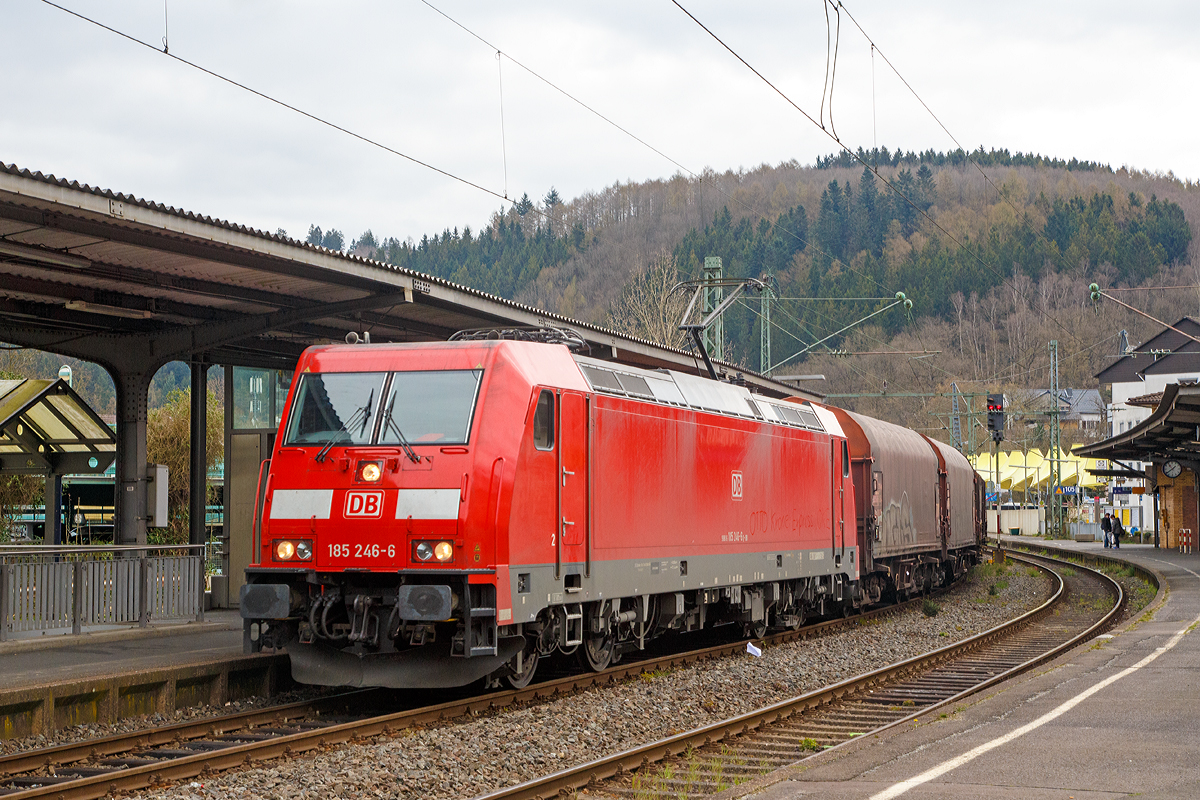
[[240, 331, 981, 689]]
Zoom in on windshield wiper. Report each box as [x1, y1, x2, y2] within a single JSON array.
[[383, 395, 421, 463], [314, 389, 374, 463]]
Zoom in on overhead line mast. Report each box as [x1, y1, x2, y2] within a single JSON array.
[[1048, 340, 1064, 539]]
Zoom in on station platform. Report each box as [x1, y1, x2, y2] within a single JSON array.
[[0, 611, 291, 738], [743, 536, 1200, 800], [0, 610, 244, 690]]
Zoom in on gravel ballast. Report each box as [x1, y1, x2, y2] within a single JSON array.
[[111, 562, 1051, 800]]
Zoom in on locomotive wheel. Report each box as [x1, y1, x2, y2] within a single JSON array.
[[581, 633, 615, 671], [504, 645, 540, 689]]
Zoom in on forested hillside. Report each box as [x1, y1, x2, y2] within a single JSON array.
[[310, 146, 1198, 448], [664, 166, 1189, 369], [1, 147, 1196, 453]]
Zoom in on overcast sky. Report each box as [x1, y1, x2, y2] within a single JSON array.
[[3, 1, 1197, 246]]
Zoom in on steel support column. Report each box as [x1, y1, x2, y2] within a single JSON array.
[[114, 370, 152, 545], [45, 472, 62, 546], [190, 362, 208, 548]]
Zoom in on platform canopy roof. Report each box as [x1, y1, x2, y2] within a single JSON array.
[[0, 378, 115, 475], [1074, 382, 1200, 465], [0, 161, 816, 401]]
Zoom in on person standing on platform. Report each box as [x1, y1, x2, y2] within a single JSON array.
[[1112, 515, 1123, 549], [1101, 512, 1113, 548]]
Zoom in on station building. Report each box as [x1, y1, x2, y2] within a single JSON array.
[[1079, 317, 1200, 547]]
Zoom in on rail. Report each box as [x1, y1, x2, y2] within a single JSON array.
[[0, 551, 1129, 800], [0, 545, 205, 640], [475, 550, 1123, 800], [0, 591, 946, 796]]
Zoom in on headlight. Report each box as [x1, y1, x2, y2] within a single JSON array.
[[273, 539, 313, 561], [413, 540, 454, 563], [357, 460, 382, 482]]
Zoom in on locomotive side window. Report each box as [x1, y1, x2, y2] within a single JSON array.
[[646, 375, 687, 406], [533, 390, 555, 450], [756, 403, 779, 421], [580, 365, 624, 394], [616, 373, 653, 397], [379, 370, 483, 445], [285, 372, 387, 446], [842, 440, 850, 477], [778, 406, 804, 426], [796, 405, 823, 430]]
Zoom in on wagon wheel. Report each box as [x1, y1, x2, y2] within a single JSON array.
[[744, 621, 767, 639], [504, 642, 540, 689], [581, 632, 615, 672]]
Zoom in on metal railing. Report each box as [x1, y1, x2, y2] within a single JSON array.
[[204, 539, 224, 578], [0, 545, 205, 641]]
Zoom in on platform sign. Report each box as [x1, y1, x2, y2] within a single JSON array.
[[1112, 486, 1133, 495], [1055, 486, 1078, 495]]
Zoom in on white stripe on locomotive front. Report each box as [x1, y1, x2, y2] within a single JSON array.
[[394, 488, 460, 520], [270, 489, 334, 519]]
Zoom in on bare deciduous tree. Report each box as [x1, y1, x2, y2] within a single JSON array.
[[606, 254, 690, 350]]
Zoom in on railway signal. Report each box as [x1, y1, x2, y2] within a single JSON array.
[[987, 393, 1005, 441]]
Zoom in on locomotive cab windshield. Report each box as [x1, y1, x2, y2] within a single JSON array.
[[285, 369, 483, 449], [286, 372, 384, 452]]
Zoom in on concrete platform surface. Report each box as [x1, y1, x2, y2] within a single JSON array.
[[741, 539, 1200, 800], [1, 610, 244, 690]]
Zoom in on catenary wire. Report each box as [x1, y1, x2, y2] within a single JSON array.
[[738, 295, 1122, 390], [834, 0, 1116, 350], [496, 51, 509, 199], [837, 0, 1030, 220], [743, 284, 1123, 414], [820, 0, 831, 130], [37, 0, 558, 223], [1107, 285, 1200, 292], [416, 0, 894, 296], [669, 0, 1089, 351], [825, 0, 842, 140], [43, 0, 1093, 370], [41, 0, 896, 316]]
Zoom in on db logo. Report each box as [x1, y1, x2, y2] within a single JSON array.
[[344, 490, 384, 518], [731, 471, 743, 501]]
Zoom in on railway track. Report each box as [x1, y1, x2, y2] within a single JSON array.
[[476, 550, 1123, 800], [0, 589, 945, 799]]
